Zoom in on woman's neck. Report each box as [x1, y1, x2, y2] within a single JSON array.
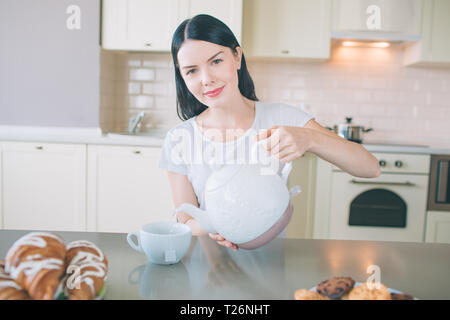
[[197, 94, 255, 130]]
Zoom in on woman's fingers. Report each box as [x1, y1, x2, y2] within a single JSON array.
[[209, 233, 224, 241], [209, 233, 238, 251]]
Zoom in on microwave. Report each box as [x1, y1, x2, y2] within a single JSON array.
[[428, 155, 450, 211]]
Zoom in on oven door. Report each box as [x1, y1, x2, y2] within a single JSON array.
[[328, 172, 428, 242]]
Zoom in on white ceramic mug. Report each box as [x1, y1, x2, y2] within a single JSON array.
[[127, 222, 192, 265]]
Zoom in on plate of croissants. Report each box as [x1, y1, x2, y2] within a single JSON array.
[[0, 232, 108, 300]]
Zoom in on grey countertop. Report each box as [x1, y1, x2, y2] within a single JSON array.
[[1, 229, 450, 299], [1, 125, 450, 154]]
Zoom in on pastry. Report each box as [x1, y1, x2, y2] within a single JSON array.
[[391, 293, 414, 300], [64, 240, 108, 300], [348, 282, 391, 300], [294, 289, 330, 300], [4, 232, 67, 300], [0, 260, 29, 300], [316, 276, 355, 299]]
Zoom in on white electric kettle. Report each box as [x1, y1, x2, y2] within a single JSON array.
[[175, 136, 301, 249]]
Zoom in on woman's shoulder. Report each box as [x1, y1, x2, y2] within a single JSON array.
[[257, 100, 302, 113], [257, 101, 314, 127], [164, 118, 196, 139], [257, 100, 311, 117]]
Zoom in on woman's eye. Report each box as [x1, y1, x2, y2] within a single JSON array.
[[212, 58, 222, 65], [186, 69, 196, 76]]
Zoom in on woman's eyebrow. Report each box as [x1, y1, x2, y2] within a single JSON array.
[[181, 51, 224, 69]]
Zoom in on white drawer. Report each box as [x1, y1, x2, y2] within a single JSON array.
[[332, 152, 430, 174]]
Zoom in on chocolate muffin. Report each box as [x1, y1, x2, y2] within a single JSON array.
[[316, 276, 356, 299]]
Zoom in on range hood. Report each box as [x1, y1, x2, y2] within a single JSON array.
[[331, 31, 421, 42], [331, 0, 423, 43]]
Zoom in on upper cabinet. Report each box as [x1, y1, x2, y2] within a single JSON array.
[[242, 0, 331, 60], [101, 0, 243, 51], [178, 0, 243, 44], [102, 0, 180, 51], [331, 0, 423, 41], [404, 0, 450, 66]]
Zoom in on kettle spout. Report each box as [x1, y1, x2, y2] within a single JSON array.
[[175, 203, 217, 234]]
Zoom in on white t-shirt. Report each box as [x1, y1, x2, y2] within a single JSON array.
[[158, 101, 314, 235]]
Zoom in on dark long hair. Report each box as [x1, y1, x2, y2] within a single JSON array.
[[171, 14, 258, 121]]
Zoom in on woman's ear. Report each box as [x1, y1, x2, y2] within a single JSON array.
[[233, 46, 243, 70]]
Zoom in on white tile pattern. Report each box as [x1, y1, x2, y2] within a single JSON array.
[[100, 45, 450, 145]]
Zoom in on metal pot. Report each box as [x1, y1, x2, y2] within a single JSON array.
[[327, 117, 373, 144]]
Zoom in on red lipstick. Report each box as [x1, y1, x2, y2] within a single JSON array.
[[204, 86, 225, 98]]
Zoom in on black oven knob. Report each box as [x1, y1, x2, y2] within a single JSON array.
[[395, 160, 403, 168], [379, 160, 387, 167]]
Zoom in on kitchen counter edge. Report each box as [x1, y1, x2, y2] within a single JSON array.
[[1, 125, 450, 154]]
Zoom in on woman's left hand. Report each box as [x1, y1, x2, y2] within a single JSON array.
[[254, 126, 313, 163], [209, 233, 239, 251]]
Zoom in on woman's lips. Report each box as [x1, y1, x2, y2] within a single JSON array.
[[204, 86, 225, 98]]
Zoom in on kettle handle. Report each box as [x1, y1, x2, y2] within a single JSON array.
[[250, 136, 273, 165], [280, 161, 293, 184]]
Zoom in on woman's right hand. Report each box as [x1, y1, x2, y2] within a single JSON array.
[[208, 233, 239, 251]]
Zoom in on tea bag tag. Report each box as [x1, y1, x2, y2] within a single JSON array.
[[165, 249, 176, 263]]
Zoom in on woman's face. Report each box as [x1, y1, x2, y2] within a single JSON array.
[[177, 39, 242, 108]]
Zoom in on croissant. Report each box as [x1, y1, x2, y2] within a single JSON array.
[[64, 240, 108, 300], [4, 232, 67, 300], [0, 260, 29, 300]]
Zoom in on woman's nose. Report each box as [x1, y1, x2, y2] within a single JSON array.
[[200, 68, 215, 86]]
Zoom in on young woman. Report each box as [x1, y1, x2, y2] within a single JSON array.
[[158, 14, 380, 251]]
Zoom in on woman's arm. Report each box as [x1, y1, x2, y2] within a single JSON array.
[[304, 120, 381, 178], [167, 171, 208, 236], [255, 119, 381, 178]]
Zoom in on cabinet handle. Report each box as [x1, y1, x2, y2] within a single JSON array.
[[134, 150, 141, 154], [350, 180, 415, 187], [36, 146, 43, 150], [281, 50, 290, 54]]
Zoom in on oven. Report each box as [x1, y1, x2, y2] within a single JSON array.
[[328, 153, 430, 243], [428, 155, 450, 212]]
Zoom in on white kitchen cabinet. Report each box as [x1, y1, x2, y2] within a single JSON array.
[[425, 211, 450, 244], [1, 141, 86, 231], [102, 0, 180, 51], [312, 158, 333, 239], [102, 0, 243, 51], [404, 0, 450, 66], [331, 0, 423, 41], [178, 0, 242, 44], [0, 143, 3, 229], [242, 0, 331, 60], [286, 153, 317, 239], [87, 145, 174, 233]]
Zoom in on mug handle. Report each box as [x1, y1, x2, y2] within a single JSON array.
[[127, 232, 144, 253]]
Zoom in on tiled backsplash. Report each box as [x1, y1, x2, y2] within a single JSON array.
[[100, 43, 450, 145]]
